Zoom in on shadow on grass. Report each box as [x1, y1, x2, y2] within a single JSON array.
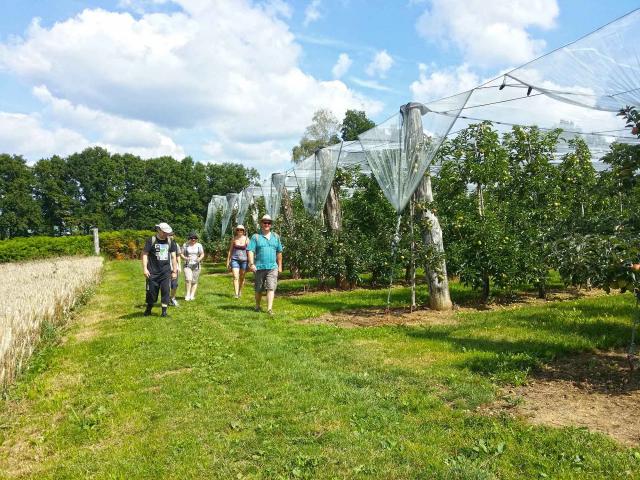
[[404, 301, 638, 392]]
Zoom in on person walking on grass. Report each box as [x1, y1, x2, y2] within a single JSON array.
[[226, 225, 248, 298], [247, 215, 283, 315], [142, 222, 178, 317], [170, 246, 182, 307], [182, 232, 205, 301]]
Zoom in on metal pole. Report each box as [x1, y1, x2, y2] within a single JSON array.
[[92, 228, 100, 255]]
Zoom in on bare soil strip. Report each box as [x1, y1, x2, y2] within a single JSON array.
[[301, 287, 607, 328], [481, 351, 640, 446]]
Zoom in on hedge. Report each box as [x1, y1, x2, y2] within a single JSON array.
[[0, 230, 184, 263]]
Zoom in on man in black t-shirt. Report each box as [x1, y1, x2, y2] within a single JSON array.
[[142, 222, 178, 317]]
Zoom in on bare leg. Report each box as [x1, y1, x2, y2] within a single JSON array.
[[190, 283, 198, 300], [255, 291, 263, 309], [185, 281, 192, 300], [232, 268, 240, 296], [238, 269, 246, 296], [266, 290, 275, 311]]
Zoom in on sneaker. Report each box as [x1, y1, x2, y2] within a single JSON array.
[[267, 309, 273, 316], [234, 293, 240, 299], [254, 306, 262, 312], [171, 298, 179, 307], [161, 307, 168, 317]]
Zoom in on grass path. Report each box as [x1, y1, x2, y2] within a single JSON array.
[[1, 261, 639, 479]]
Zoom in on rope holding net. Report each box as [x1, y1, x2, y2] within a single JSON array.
[[386, 214, 403, 312]]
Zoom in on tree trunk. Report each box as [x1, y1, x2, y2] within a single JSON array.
[[482, 272, 490, 303], [322, 175, 344, 288], [537, 278, 546, 299], [281, 188, 300, 279], [404, 102, 452, 311], [415, 174, 453, 311], [323, 182, 342, 232]]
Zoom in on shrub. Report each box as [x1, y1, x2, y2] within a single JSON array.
[[0, 235, 93, 263], [0, 230, 183, 263]]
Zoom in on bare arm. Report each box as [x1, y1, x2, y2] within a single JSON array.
[[171, 252, 178, 278], [197, 246, 205, 262], [142, 253, 150, 278], [248, 250, 256, 273], [227, 240, 234, 268], [276, 252, 282, 273]]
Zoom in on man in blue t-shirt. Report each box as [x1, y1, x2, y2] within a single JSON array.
[[247, 214, 283, 315]]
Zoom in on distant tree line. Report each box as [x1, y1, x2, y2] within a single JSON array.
[[0, 147, 258, 239]]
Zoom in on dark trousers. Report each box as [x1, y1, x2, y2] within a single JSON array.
[[146, 274, 171, 306]]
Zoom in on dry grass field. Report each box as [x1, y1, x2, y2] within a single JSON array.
[[0, 256, 103, 389]]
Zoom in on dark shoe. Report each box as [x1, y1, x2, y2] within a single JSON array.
[[254, 306, 262, 312], [143, 306, 152, 316], [161, 307, 168, 317]]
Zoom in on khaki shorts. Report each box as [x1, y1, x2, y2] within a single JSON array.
[[184, 266, 201, 283], [254, 268, 278, 292]]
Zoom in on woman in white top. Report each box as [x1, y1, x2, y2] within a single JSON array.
[[181, 232, 205, 301]]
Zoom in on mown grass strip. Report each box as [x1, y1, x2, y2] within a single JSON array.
[[0, 260, 638, 479]]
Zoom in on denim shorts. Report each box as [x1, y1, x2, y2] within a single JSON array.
[[230, 259, 247, 270]]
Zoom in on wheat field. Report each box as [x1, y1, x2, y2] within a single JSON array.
[[0, 256, 103, 389]]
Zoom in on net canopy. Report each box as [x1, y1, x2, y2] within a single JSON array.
[[204, 195, 227, 238], [203, 198, 215, 238], [222, 193, 239, 237], [237, 186, 262, 226], [506, 9, 640, 112], [262, 173, 286, 220], [419, 9, 640, 169], [200, 10, 640, 231], [294, 143, 342, 217], [358, 91, 472, 213]]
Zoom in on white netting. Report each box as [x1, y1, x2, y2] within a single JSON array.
[[222, 193, 239, 237], [294, 143, 342, 217], [262, 173, 286, 220], [358, 92, 471, 213], [505, 9, 640, 112], [204, 195, 227, 238], [237, 187, 261, 226]]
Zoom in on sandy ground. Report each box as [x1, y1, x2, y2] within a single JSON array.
[[481, 351, 640, 446]]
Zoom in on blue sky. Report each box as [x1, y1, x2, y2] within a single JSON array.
[[0, 0, 637, 176]]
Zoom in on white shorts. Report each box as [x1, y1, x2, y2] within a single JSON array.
[[184, 266, 201, 283]]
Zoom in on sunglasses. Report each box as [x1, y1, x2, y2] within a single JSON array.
[[262, 221, 272, 225]]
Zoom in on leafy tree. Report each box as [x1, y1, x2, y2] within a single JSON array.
[[340, 109, 375, 141], [292, 109, 341, 162], [0, 155, 42, 238], [501, 126, 563, 298]]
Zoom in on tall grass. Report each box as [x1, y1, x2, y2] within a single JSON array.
[[0, 256, 103, 389]]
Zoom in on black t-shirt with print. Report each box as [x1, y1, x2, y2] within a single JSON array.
[[143, 236, 178, 276]]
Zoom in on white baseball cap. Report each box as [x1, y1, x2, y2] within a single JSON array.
[[261, 214, 272, 223], [155, 222, 174, 234], [235, 224, 246, 231]]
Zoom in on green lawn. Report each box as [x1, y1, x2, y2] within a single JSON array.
[[1, 260, 639, 479]]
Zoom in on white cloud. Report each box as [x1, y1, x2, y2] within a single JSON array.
[[410, 63, 480, 102], [303, 0, 322, 26], [331, 53, 352, 78], [33, 85, 184, 157], [366, 50, 394, 78], [0, 112, 89, 159], [416, 0, 559, 66], [0, 1, 382, 168], [350, 77, 394, 92]]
